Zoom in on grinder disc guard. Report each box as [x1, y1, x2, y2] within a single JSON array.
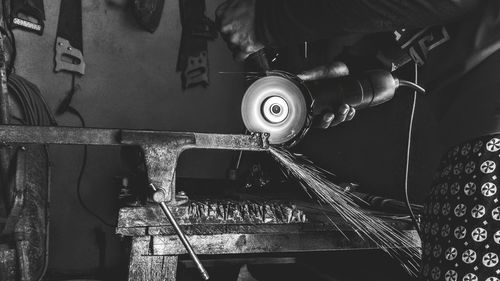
[[241, 72, 312, 147]]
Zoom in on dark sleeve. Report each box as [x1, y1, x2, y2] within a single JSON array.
[[255, 0, 478, 46]]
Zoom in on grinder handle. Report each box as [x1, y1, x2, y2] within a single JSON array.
[[309, 70, 398, 123]]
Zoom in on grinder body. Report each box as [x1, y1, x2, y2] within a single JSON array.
[[310, 70, 398, 119], [241, 48, 402, 147], [241, 69, 400, 147]]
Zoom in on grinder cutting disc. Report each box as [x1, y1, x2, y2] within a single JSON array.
[[241, 74, 310, 147]]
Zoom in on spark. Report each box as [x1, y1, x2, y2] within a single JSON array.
[[269, 147, 421, 276]]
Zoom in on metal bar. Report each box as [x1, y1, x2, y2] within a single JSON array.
[[158, 202, 209, 280], [149, 183, 209, 280], [193, 132, 268, 151], [120, 130, 268, 151], [0, 125, 269, 151], [0, 125, 121, 145]]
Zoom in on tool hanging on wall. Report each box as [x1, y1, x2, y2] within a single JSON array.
[[131, 0, 165, 33], [10, 0, 45, 35], [54, 0, 85, 75], [176, 0, 217, 89]]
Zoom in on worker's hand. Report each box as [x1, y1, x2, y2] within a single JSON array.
[[298, 62, 356, 128], [215, 0, 265, 61]]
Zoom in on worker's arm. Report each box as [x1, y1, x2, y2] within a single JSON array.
[[216, 0, 478, 60], [255, 0, 478, 46]]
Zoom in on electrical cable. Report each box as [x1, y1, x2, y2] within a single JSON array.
[[7, 74, 56, 126], [60, 75, 116, 228], [404, 62, 423, 237], [398, 79, 426, 94], [70, 107, 116, 228]]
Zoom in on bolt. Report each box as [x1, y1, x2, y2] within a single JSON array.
[[153, 189, 167, 203], [271, 104, 281, 114]]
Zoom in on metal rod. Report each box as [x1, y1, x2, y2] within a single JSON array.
[[149, 183, 209, 279], [158, 201, 209, 280], [235, 150, 243, 170]]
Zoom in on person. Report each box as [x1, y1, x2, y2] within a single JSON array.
[[216, 1, 500, 280]]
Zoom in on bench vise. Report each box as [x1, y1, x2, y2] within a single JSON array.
[[0, 125, 269, 280], [0, 125, 269, 204]]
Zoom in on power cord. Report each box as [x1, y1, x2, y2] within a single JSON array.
[[404, 62, 422, 236], [57, 75, 117, 228], [8, 74, 56, 125]]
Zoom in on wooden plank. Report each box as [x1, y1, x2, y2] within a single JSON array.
[[116, 201, 415, 237], [128, 255, 177, 281], [117, 223, 339, 237], [146, 223, 337, 236], [117, 219, 414, 237], [0, 247, 18, 281], [151, 230, 420, 256], [117, 227, 147, 237], [128, 236, 150, 278], [117, 200, 308, 229], [127, 236, 177, 281]]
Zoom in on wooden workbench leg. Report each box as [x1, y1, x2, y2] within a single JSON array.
[[128, 236, 178, 281]]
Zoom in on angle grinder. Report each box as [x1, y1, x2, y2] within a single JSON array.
[[241, 51, 425, 148]]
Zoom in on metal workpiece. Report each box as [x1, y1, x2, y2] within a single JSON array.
[[0, 125, 270, 150], [193, 132, 270, 150], [120, 129, 269, 151]]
